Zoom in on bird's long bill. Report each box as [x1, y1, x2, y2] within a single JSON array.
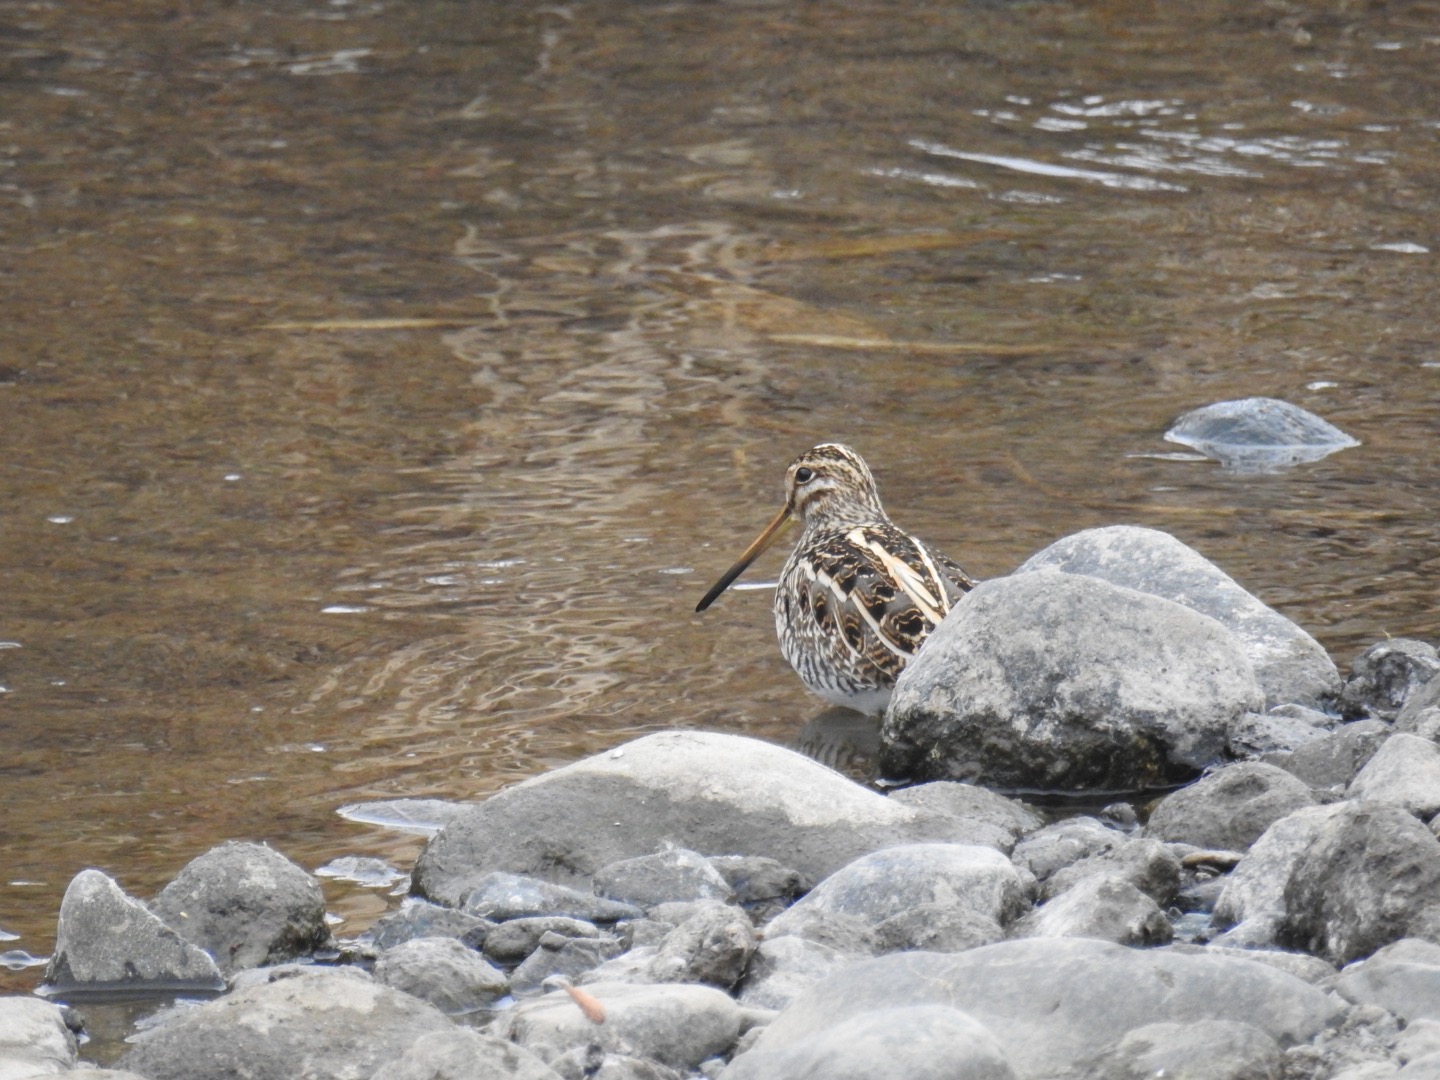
[[694, 505, 793, 613]]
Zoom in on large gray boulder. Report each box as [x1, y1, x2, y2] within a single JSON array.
[[413, 731, 991, 905], [119, 967, 455, 1080], [1144, 761, 1321, 852], [149, 841, 331, 974], [1279, 801, 1440, 965], [0, 997, 77, 1078], [882, 571, 1262, 791], [1333, 939, 1440, 1024], [1013, 525, 1339, 709], [42, 869, 224, 994], [1074, 1019, 1282, 1080], [1347, 733, 1440, 819], [720, 938, 1339, 1080], [1213, 803, 1347, 933]]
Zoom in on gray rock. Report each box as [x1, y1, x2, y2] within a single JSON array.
[[758, 906, 878, 955], [370, 898, 494, 951], [721, 1003, 1016, 1080], [1229, 709, 1332, 757], [1396, 1017, 1440, 1066], [413, 731, 994, 906], [1011, 817, 1127, 884], [1163, 397, 1359, 473], [149, 841, 331, 975], [594, 849, 735, 909], [510, 933, 625, 995], [551, 1047, 682, 1080], [370, 1028, 562, 1080], [1040, 837, 1181, 905], [705, 856, 808, 924], [462, 872, 643, 923], [1269, 720, 1390, 791], [765, 843, 1031, 940], [1145, 761, 1320, 851], [646, 901, 756, 989], [736, 935, 850, 1011], [502, 980, 744, 1071], [1076, 1019, 1281, 1080], [1213, 804, 1349, 930], [887, 781, 1044, 845], [1012, 524, 1339, 710], [1279, 801, 1440, 965], [720, 939, 1338, 1080], [873, 902, 1003, 954], [1341, 639, 1440, 722], [1209, 914, 1287, 951], [482, 916, 606, 965], [373, 936, 509, 1014], [882, 571, 1262, 790], [1348, 734, 1440, 818], [1334, 939, 1440, 1024], [0, 996, 77, 1078], [1398, 677, 1440, 730], [1010, 875, 1172, 947], [119, 967, 455, 1080], [42, 869, 224, 993], [1163, 942, 1336, 985]]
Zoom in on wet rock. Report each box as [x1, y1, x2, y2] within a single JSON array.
[[149, 841, 331, 975], [119, 967, 455, 1080], [370, 1028, 562, 1080], [1010, 817, 1127, 884], [482, 916, 607, 966], [735, 935, 850, 1011], [764, 843, 1031, 941], [1012, 524, 1340, 710], [370, 898, 495, 951], [413, 731, 992, 905], [886, 780, 1044, 847], [882, 571, 1262, 790], [1347, 733, 1440, 819], [511, 933, 625, 995], [721, 939, 1338, 1080], [373, 936, 509, 1015], [593, 849, 735, 909], [1213, 804, 1348, 933], [502, 980, 745, 1072], [1075, 1018, 1281, 1080], [1340, 639, 1440, 722], [462, 872, 643, 924], [873, 902, 1003, 954], [0, 996, 77, 1076], [1333, 939, 1440, 1024], [1010, 875, 1173, 947], [704, 856, 808, 924], [1279, 801, 1440, 965], [1039, 837, 1181, 905], [645, 901, 756, 989], [721, 1003, 1015, 1080], [1163, 397, 1359, 473], [42, 869, 224, 994], [1144, 761, 1321, 851], [1269, 720, 1389, 791]]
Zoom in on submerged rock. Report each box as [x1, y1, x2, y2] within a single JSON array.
[[42, 869, 224, 995], [883, 571, 1262, 790], [149, 841, 331, 975], [413, 731, 988, 906], [1164, 397, 1359, 472], [1014, 525, 1340, 710]]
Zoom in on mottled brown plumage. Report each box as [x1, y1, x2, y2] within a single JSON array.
[[696, 443, 976, 714]]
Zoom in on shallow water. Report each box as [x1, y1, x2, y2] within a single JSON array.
[[2, 0, 1439, 994]]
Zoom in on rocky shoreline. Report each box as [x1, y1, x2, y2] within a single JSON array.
[[7, 525, 1440, 1080]]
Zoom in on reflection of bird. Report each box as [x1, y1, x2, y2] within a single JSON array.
[[696, 443, 977, 715]]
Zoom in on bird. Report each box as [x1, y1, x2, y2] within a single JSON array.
[[695, 443, 977, 715]]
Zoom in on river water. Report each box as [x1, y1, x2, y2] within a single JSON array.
[[2, 0, 1439, 993]]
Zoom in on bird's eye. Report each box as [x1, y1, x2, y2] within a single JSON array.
[[795, 467, 814, 484]]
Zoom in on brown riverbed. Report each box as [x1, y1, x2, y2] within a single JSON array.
[[2, 0, 1439, 991]]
